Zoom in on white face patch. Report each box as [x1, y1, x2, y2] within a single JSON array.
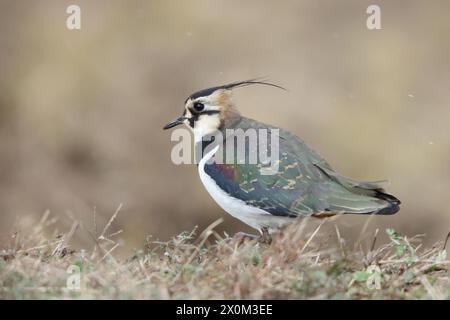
[[183, 98, 222, 142], [193, 113, 221, 142]]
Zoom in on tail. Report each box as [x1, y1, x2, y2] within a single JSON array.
[[328, 187, 401, 216], [314, 163, 401, 215], [369, 190, 401, 215]]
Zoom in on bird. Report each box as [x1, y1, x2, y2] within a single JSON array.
[[163, 79, 400, 242]]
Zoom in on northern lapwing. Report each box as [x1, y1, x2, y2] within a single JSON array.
[[163, 80, 400, 241]]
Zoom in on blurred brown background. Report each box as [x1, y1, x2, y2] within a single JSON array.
[[0, 0, 449, 254]]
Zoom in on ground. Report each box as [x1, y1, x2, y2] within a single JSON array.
[[0, 210, 449, 299]]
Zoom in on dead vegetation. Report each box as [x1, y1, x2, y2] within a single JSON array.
[[0, 207, 449, 299]]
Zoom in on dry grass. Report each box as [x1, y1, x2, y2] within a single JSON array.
[[0, 208, 449, 299]]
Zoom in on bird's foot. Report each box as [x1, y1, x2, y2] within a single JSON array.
[[258, 227, 272, 244], [232, 232, 258, 242]]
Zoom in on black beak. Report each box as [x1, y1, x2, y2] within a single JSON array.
[[163, 116, 186, 130]]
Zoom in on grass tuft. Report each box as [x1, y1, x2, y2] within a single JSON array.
[[0, 212, 449, 299]]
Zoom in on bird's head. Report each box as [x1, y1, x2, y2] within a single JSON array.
[[163, 79, 285, 140]]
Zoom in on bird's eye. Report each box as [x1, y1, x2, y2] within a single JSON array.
[[193, 102, 204, 112]]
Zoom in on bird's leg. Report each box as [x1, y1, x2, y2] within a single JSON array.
[[232, 231, 258, 242], [258, 227, 272, 244]]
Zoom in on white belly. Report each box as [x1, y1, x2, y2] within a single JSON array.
[[198, 145, 293, 232]]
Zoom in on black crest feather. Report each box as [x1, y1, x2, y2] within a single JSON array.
[[187, 78, 286, 101]]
